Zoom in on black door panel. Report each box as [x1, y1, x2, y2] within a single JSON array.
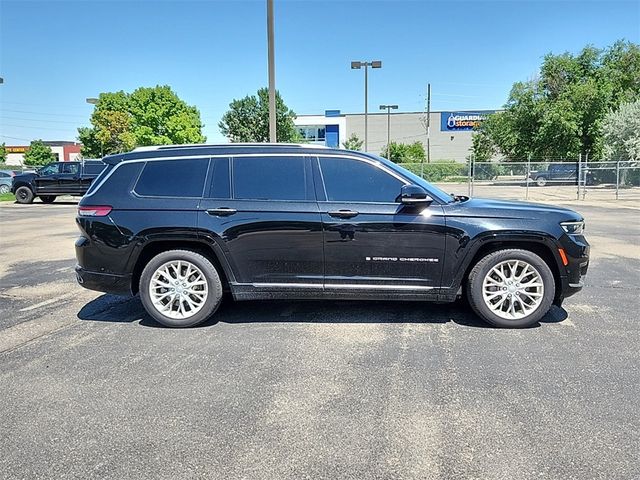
[[321, 201, 446, 287]]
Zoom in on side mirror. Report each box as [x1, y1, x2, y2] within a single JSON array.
[[400, 184, 433, 205]]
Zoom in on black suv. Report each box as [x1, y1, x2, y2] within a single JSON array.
[[12, 160, 106, 204], [75, 144, 589, 328]]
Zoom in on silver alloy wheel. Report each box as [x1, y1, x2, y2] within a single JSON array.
[[0, 185, 9, 194], [148, 260, 208, 319], [482, 259, 544, 320]]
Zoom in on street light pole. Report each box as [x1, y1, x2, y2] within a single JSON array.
[[379, 104, 398, 147], [86, 97, 102, 157], [351, 60, 382, 152], [267, 0, 277, 143]]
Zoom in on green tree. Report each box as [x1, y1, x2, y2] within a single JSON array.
[[381, 141, 425, 163], [0, 143, 7, 163], [342, 133, 364, 151], [219, 88, 299, 142], [603, 100, 640, 160], [24, 140, 57, 166], [474, 40, 640, 161], [78, 86, 206, 157]]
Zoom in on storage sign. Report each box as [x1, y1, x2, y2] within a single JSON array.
[[440, 111, 494, 131]]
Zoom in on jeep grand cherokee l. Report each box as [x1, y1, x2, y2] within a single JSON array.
[[75, 144, 589, 328]]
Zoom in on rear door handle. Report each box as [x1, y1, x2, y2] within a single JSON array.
[[328, 209, 359, 219], [206, 207, 237, 217]]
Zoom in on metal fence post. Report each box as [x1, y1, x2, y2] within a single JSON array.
[[526, 155, 531, 201], [467, 156, 472, 196], [577, 154, 581, 200], [582, 153, 588, 201], [616, 160, 620, 200]]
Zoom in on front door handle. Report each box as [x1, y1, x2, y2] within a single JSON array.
[[328, 209, 359, 219], [206, 207, 237, 217]]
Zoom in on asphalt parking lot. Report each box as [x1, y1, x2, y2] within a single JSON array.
[[1, 197, 639, 480]]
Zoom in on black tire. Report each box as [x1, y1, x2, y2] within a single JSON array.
[[15, 186, 34, 204], [466, 249, 555, 328], [39, 195, 56, 204], [535, 176, 547, 187], [139, 249, 223, 328]]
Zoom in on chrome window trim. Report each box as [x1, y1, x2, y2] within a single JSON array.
[[84, 152, 425, 201]]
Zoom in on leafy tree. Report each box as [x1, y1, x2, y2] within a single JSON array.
[[219, 88, 299, 142], [474, 40, 640, 161], [0, 143, 7, 163], [342, 133, 364, 150], [603, 100, 640, 160], [24, 140, 56, 166], [381, 141, 426, 163], [79, 86, 206, 157]]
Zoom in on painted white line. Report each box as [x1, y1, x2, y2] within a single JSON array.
[[19, 293, 74, 312]]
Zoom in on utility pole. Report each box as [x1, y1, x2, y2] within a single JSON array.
[[267, 0, 276, 143], [426, 83, 431, 163]]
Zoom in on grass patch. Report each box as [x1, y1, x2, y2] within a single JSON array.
[[0, 193, 16, 202]]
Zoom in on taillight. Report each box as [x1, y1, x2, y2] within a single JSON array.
[[78, 205, 112, 217]]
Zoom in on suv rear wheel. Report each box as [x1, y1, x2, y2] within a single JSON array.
[[466, 249, 555, 328], [15, 186, 34, 204], [139, 250, 223, 328]]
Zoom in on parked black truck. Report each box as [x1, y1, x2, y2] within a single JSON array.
[[11, 160, 106, 204], [75, 144, 590, 329]]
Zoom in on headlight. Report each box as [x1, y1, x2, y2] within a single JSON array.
[[561, 221, 585, 235]]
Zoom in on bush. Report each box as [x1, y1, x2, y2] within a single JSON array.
[[381, 141, 426, 163], [401, 161, 467, 182]]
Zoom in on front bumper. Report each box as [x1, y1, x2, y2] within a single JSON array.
[[556, 233, 590, 302], [75, 265, 132, 296]]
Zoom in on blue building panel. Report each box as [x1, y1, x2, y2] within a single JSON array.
[[325, 124, 339, 147]]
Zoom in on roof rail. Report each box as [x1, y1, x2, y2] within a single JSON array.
[[132, 143, 329, 152]]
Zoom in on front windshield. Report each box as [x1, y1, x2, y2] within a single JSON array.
[[365, 154, 455, 203]]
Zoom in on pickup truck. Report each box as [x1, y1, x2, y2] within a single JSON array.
[[11, 160, 106, 204], [529, 163, 591, 187]]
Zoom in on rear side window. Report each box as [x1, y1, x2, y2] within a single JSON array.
[[61, 163, 79, 174], [135, 158, 208, 197], [319, 157, 404, 203], [83, 163, 106, 175], [233, 156, 310, 201]]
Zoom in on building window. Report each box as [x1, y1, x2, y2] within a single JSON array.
[[296, 125, 326, 144]]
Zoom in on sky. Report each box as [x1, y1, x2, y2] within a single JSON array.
[[0, 0, 639, 144]]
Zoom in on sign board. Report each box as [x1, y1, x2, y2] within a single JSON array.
[[6, 146, 29, 153], [440, 111, 494, 131]]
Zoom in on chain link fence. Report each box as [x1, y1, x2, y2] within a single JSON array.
[[403, 159, 640, 202]]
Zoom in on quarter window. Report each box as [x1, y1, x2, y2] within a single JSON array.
[[319, 157, 404, 203], [135, 158, 208, 197], [233, 156, 310, 201]]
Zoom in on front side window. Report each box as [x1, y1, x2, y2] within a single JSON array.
[[135, 158, 208, 197], [38, 164, 59, 176], [319, 157, 404, 203], [233, 156, 309, 201]]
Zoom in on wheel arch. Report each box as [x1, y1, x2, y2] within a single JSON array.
[[130, 238, 233, 295], [458, 237, 564, 303]]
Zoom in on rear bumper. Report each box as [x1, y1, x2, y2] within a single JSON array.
[[75, 265, 132, 296]]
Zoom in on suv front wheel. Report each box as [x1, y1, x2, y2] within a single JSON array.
[[466, 249, 555, 328], [139, 250, 223, 328]]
